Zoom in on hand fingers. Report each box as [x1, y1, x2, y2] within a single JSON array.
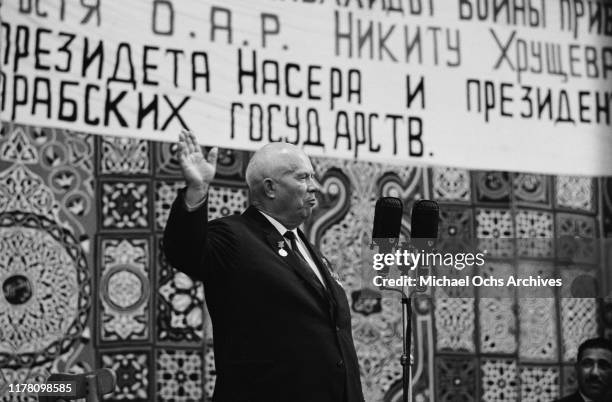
[[176, 138, 188, 165], [187, 130, 201, 155], [207, 147, 218, 166], [180, 129, 193, 154], [177, 132, 187, 158], [178, 130, 189, 153], [180, 129, 194, 155]]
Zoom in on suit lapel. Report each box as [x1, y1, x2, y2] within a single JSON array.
[[243, 206, 328, 301], [297, 229, 343, 307]]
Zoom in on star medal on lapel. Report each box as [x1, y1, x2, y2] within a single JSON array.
[[277, 241, 288, 257]]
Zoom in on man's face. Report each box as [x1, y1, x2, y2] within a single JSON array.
[[273, 153, 319, 227], [576, 348, 612, 400]]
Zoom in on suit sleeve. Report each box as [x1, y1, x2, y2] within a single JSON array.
[[162, 188, 237, 282]]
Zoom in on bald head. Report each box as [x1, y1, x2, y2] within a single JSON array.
[[246, 143, 307, 199], [245, 143, 319, 228]]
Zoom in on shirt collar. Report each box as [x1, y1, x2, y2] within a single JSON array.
[[257, 209, 298, 238], [579, 391, 593, 402]]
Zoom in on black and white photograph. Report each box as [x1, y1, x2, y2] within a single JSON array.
[[0, 0, 611, 401]]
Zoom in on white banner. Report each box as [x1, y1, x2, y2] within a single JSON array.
[[1, 0, 611, 175]]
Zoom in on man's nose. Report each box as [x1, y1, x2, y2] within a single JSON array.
[[590, 363, 603, 377], [308, 177, 321, 192]]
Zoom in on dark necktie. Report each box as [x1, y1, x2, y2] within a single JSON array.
[[283, 231, 308, 264], [284, 232, 334, 309]]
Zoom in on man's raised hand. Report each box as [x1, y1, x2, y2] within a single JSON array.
[[177, 129, 218, 205]]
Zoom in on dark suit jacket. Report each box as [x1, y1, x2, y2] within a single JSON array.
[[163, 191, 365, 402], [554, 392, 586, 402]]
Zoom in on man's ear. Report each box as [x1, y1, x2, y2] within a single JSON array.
[[263, 178, 276, 199]]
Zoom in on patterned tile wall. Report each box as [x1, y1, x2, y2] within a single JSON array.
[[0, 122, 610, 401]]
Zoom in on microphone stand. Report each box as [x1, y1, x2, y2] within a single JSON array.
[[371, 238, 412, 402], [380, 285, 412, 402], [376, 239, 412, 402]]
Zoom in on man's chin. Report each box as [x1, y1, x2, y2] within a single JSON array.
[[583, 384, 606, 399], [301, 205, 316, 219]]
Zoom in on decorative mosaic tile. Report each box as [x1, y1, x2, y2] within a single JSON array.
[[101, 181, 150, 229], [439, 205, 473, 239], [517, 262, 557, 361], [0, 164, 63, 222], [556, 176, 595, 213], [99, 238, 150, 342], [481, 359, 518, 402], [559, 265, 599, 298], [556, 213, 598, 264], [475, 209, 514, 258], [479, 261, 517, 354], [480, 297, 517, 354], [518, 303, 557, 360], [519, 365, 559, 402], [157, 238, 205, 343], [434, 292, 475, 353], [0, 361, 54, 402], [204, 341, 216, 400], [473, 171, 511, 203], [207, 185, 249, 220], [16, 127, 96, 227], [40, 141, 70, 170], [515, 210, 554, 258], [560, 298, 598, 362], [101, 351, 150, 401], [431, 167, 471, 202], [513, 173, 551, 207], [155, 181, 185, 230], [0, 126, 38, 164], [354, 297, 405, 401], [155, 141, 183, 176], [99, 136, 150, 174], [435, 356, 477, 401], [156, 349, 203, 402], [556, 213, 596, 238], [215, 148, 247, 181], [379, 168, 426, 205], [0, 212, 90, 368], [373, 346, 403, 400], [517, 261, 557, 295]]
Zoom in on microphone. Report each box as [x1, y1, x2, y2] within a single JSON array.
[[371, 197, 403, 253], [410, 200, 439, 293], [410, 200, 439, 239], [353, 197, 403, 315], [370, 197, 403, 285]]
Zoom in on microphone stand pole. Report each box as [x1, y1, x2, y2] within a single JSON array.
[[402, 292, 412, 402], [380, 284, 412, 402], [375, 239, 412, 402]]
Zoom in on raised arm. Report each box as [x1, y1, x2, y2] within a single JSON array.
[[178, 129, 218, 207], [162, 130, 234, 281]]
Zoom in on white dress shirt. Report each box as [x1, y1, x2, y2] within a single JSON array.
[[257, 210, 326, 287]]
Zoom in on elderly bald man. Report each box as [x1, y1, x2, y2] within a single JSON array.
[[163, 130, 365, 402]]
